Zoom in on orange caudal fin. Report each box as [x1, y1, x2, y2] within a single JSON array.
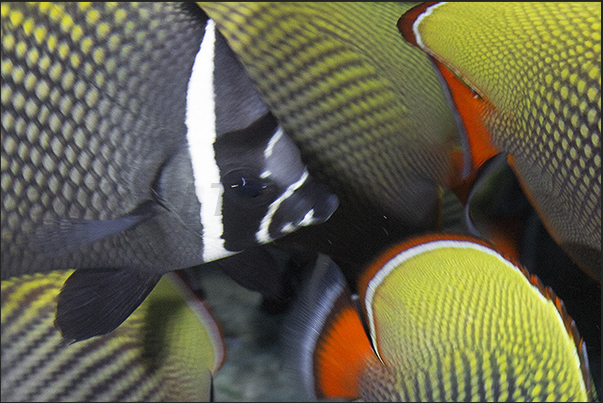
[[283, 254, 374, 400]]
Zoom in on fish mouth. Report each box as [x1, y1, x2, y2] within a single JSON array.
[[271, 180, 339, 236]]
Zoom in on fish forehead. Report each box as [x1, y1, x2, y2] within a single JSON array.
[[364, 241, 575, 365]]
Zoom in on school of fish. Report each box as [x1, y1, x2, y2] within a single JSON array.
[[1, 2, 600, 402]]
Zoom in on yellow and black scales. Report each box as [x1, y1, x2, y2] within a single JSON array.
[[197, 2, 460, 225], [1, 271, 223, 401], [403, 2, 601, 279], [2, 2, 460, 282], [1, 3, 212, 280], [197, 2, 464, 275], [286, 235, 597, 402]]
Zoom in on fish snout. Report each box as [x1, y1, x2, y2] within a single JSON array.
[[272, 179, 339, 237]]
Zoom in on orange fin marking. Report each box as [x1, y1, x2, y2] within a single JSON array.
[[314, 304, 373, 399], [434, 59, 501, 182], [399, 4, 501, 199], [397, 2, 438, 47], [478, 214, 523, 262]]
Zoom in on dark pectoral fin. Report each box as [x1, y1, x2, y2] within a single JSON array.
[[462, 153, 509, 234], [32, 200, 156, 258], [463, 154, 529, 261], [55, 269, 161, 342]]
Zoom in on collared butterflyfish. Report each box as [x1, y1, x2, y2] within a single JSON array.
[[286, 234, 597, 401], [399, 2, 601, 281], [1, 2, 338, 340]]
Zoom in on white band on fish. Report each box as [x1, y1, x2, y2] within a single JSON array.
[[256, 169, 310, 244], [185, 18, 230, 262]]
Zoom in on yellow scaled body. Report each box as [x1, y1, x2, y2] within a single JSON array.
[[360, 237, 591, 401], [1, 271, 224, 402], [287, 235, 596, 401], [401, 2, 601, 279]]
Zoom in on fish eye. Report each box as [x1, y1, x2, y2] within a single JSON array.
[[223, 170, 274, 206], [230, 176, 263, 198]]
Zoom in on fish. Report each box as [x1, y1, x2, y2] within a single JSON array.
[[285, 234, 597, 402], [273, 184, 468, 289], [1, 270, 224, 402], [1, 3, 338, 339], [197, 2, 471, 288], [197, 2, 462, 231], [399, 2, 601, 281]]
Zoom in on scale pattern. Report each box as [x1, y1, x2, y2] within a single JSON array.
[[1, 3, 206, 278], [413, 2, 601, 277], [198, 2, 460, 227], [1, 271, 223, 401], [360, 241, 593, 401]]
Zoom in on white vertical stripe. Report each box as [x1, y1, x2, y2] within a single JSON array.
[[264, 126, 284, 159], [185, 19, 229, 262]]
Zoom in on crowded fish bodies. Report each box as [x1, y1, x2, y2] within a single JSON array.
[[1, 2, 600, 402]]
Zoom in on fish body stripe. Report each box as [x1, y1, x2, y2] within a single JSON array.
[[185, 18, 229, 262], [1, 3, 213, 278], [198, 2, 458, 227], [411, 2, 447, 54], [264, 126, 284, 160]]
